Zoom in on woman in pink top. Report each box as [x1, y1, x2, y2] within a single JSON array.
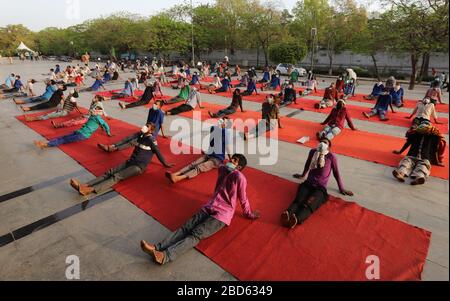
[[140, 154, 260, 265]]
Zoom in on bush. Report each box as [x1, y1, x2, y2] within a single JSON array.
[[268, 41, 308, 65]]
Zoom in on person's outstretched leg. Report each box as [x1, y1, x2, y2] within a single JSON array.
[[282, 182, 312, 228], [90, 164, 143, 194], [294, 189, 328, 226]]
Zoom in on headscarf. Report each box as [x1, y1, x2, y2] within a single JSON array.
[[310, 141, 330, 169]]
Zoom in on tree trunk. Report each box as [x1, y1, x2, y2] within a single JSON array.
[[328, 52, 333, 75], [371, 54, 381, 81], [417, 52, 430, 83], [256, 47, 260, 68], [262, 46, 269, 67], [409, 53, 419, 90]]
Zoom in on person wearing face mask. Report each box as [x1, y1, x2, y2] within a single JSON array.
[[25, 90, 82, 122], [119, 81, 156, 110], [208, 76, 231, 94], [315, 82, 339, 109], [165, 81, 191, 104], [166, 118, 233, 184], [300, 75, 318, 97], [424, 81, 443, 105], [241, 78, 259, 96], [21, 85, 67, 112], [261, 73, 281, 91], [390, 83, 404, 107], [362, 87, 395, 121], [104, 79, 136, 100], [165, 87, 204, 116], [392, 121, 446, 185], [406, 97, 442, 126], [70, 123, 174, 196], [364, 81, 385, 100], [318, 99, 356, 141], [281, 139, 353, 229], [140, 154, 260, 265], [208, 89, 244, 118], [34, 106, 111, 150], [279, 83, 297, 107], [244, 94, 282, 140]]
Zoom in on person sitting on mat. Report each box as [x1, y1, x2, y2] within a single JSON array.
[[392, 121, 446, 185], [78, 76, 106, 93], [300, 76, 318, 97], [190, 72, 200, 86], [232, 73, 249, 88], [166, 87, 204, 116], [208, 76, 231, 94], [0, 73, 15, 90], [119, 81, 156, 110], [362, 88, 395, 121], [51, 95, 109, 128], [146, 100, 167, 138], [281, 138, 354, 229], [200, 74, 222, 92], [104, 79, 136, 100], [290, 68, 300, 83], [364, 81, 384, 100], [335, 74, 345, 93], [34, 106, 111, 149], [279, 83, 297, 107], [25, 90, 81, 122], [317, 99, 356, 141], [425, 81, 443, 105], [258, 68, 271, 84], [140, 154, 260, 265], [166, 118, 233, 184], [21, 85, 67, 112], [165, 81, 190, 104], [390, 83, 404, 108], [406, 97, 442, 127], [315, 82, 339, 109], [241, 78, 259, 96], [70, 122, 174, 196], [244, 94, 282, 141], [209, 89, 244, 118], [261, 73, 281, 91]]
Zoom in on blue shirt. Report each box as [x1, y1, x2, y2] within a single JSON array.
[[390, 88, 404, 103], [247, 81, 257, 94], [91, 79, 104, 91], [14, 80, 23, 89], [375, 94, 392, 111], [5, 76, 14, 88], [147, 108, 165, 138], [221, 78, 230, 91], [103, 72, 111, 82], [42, 85, 57, 100], [271, 76, 280, 88], [262, 72, 270, 82], [207, 126, 231, 161], [122, 81, 133, 96], [55, 66, 61, 74], [372, 84, 384, 96], [190, 75, 199, 85]]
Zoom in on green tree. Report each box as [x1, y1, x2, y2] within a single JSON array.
[[0, 25, 35, 56], [269, 41, 308, 64]]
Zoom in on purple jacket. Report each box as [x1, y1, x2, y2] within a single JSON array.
[[304, 149, 345, 192], [203, 165, 256, 226]]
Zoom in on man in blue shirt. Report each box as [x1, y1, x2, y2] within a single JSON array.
[[242, 78, 259, 96], [390, 83, 404, 108], [166, 118, 232, 184], [0, 74, 15, 89], [147, 100, 166, 138], [364, 81, 384, 100], [14, 80, 57, 104], [363, 88, 395, 121]]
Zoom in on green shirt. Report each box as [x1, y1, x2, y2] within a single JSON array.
[[178, 85, 190, 100], [290, 70, 299, 81], [76, 115, 111, 138]]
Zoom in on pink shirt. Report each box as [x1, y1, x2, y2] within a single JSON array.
[[203, 166, 256, 226]]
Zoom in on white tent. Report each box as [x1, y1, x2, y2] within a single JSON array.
[[17, 42, 36, 54]]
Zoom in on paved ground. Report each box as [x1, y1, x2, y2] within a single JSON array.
[[0, 60, 448, 281]]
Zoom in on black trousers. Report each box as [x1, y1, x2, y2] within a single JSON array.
[[126, 95, 153, 109], [287, 181, 329, 224], [168, 104, 193, 115]]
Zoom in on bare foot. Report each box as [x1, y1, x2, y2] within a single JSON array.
[[34, 141, 48, 149]]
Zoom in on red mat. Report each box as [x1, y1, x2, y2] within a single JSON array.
[[191, 89, 448, 133], [96, 89, 144, 103], [177, 102, 449, 180], [16, 112, 431, 280]]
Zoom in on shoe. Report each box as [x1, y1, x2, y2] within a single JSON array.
[[78, 185, 95, 196], [288, 213, 298, 229], [140, 240, 156, 256], [392, 170, 405, 183], [411, 177, 426, 185], [152, 250, 166, 265], [70, 178, 81, 191], [281, 211, 290, 227], [380, 117, 390, 121]]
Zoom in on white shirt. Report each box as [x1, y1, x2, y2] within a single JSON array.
[[416, 102, 437, 120], [186, 90, 201, 109]]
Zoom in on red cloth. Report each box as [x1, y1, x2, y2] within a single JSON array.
[[16, 113, 432, 280]]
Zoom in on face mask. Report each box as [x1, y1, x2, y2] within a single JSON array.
[[152, 104, 159, 111], [141, 125, 149, 134], [226, 162, 237, 172], [422, 98, 430, 105], [267, 97, 274, 104], [317, 142, 329, 152], [218, 119, 225, 127]]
